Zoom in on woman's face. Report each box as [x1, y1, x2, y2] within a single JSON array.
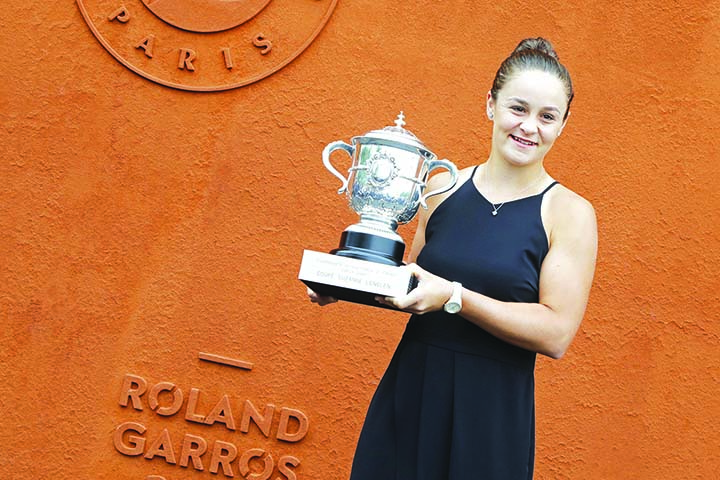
[[487, 69, 568, 167]]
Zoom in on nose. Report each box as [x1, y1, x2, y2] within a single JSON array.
[[519, 117, 538, 135]]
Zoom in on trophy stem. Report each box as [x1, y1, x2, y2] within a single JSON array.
[[358, 213, 400, 235], [331, 215, 405, 266]]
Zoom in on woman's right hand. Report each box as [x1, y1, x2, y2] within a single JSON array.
[[307, 287, 338, 306]]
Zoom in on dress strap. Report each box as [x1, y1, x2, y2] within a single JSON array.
[[540, 181, 559, 196]]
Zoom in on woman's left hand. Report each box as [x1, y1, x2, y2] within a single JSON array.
[[375, 263, 454, 314]]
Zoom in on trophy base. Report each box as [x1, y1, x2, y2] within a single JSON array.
[[331, 229, 405, 266], [299, 250, 417, 310]]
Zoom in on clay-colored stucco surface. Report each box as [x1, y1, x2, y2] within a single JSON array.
[[1, 1, 718, 479]]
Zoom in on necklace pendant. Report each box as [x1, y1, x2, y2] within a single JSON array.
[[492, 210, 498, 216]]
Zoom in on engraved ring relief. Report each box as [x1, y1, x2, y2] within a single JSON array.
[[76, 0, 338, 91]]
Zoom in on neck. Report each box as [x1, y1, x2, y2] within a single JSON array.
[[478, 157, 549, 203], [485, 154, 546, 186]]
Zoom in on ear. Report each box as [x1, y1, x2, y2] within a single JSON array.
[[558, 111, 570, 136], [486, 91, 495, 120]]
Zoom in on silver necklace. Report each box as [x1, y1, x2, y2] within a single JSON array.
[[483, 164, 546, 216]]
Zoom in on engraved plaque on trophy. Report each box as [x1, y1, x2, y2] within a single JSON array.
[[299, 112, 458, 308]]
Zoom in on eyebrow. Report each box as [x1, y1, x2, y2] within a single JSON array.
[[506, 97, 561, 114]]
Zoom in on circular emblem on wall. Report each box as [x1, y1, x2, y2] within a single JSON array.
[[76, 0, 338, 91]]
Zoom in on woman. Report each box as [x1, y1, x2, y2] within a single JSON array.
[[309, 37, 597, 480]]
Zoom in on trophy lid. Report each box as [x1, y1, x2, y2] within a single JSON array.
[[357, 112, 432, 154]]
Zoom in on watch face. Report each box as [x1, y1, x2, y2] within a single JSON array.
[[444, 302, 461, 314]]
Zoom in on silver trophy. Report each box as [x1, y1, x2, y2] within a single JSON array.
[[299, 112, 458, 307]]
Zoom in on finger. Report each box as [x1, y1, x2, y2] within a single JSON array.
[[380, 290, 422, 311], [375, 295, 395, 308], [375, 296, 410, 310], [307, 288, 337, 306], [319, 296, 338, 306]]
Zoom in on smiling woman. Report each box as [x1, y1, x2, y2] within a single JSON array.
[[308, 37, 598, 480]]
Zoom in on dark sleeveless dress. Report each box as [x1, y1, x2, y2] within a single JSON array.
[[349, 167, 558, 480]]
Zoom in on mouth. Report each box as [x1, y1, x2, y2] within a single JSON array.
[[510, 134, 538, 147]]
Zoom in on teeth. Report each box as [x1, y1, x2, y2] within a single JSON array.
[[512, 135, 535, 146]]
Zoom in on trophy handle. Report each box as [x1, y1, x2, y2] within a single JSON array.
[[322, 141, 356, 194], [419, 159, 458, 209]]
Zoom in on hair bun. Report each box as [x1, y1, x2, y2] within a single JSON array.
[[513, 37, 559, 61]]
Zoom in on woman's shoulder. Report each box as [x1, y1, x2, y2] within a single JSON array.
[[544, 182, 597, 240], [548, 183, 595, 215]]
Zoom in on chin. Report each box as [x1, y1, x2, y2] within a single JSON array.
[[502, 148, 543, 167]]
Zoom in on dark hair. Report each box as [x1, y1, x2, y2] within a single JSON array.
[[490, 37, 574, 119]]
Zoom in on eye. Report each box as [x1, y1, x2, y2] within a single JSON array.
[[510, 105, 526, 113], [541, 113, 557, 122]]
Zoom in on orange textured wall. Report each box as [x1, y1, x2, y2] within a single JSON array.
[[2, 1, 718, 479]]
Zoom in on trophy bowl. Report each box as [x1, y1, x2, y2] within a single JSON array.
[[323, 112, 458, 266]]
